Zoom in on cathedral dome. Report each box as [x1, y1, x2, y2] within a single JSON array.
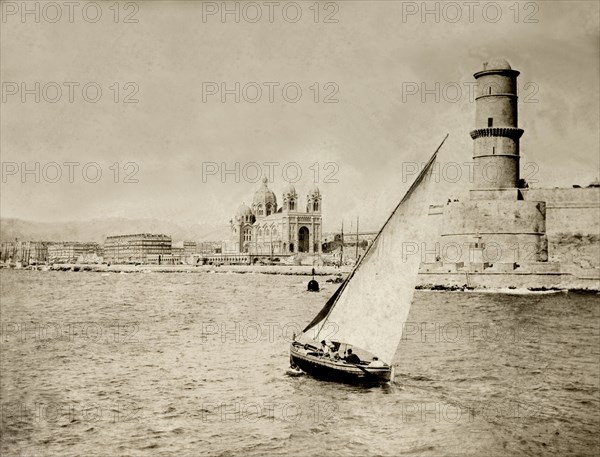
[[236, 203, 253, 218], [253, 177, 277, 207], [483, 57, 512, 71]]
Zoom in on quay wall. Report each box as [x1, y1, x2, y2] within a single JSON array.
[[417, 271, 599, 290], [5, 263, 598, 291], [38, 263, 352, 276]]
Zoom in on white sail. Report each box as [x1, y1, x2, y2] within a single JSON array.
[[304, 140, 445, 365]]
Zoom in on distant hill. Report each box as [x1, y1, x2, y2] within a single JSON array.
[[0, 218, 230, 243]]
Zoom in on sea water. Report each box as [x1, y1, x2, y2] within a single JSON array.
[[1, 270, 598, 456]]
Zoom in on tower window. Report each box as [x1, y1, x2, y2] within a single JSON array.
[[488, 118, 493, 127], [492, 147, 495, 154], [488, 87, 492, 95]]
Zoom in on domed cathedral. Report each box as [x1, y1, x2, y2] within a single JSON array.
[[228, 177, 323, 257]]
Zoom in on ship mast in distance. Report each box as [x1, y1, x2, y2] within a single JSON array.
[[355, 216, 359, 263], [340, 220, 344, 267]]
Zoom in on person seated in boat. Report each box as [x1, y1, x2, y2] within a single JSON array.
[[329, 342, 342, 360], [320, 340, 332, 357], [369, 356, 385, 367], [343, 348, 361, 364]]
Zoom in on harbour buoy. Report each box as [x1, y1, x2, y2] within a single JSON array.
[[307, 279, 320, 292], [308, 267, 320, 291]]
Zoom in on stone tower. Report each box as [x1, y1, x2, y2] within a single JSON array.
[[435, 58, 548, 267], [470, 58, 524, 198]]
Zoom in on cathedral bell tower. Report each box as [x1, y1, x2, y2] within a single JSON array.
[[306, 185, 321, 213]]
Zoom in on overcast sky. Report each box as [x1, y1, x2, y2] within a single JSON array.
[[1, 0, 598, 232]]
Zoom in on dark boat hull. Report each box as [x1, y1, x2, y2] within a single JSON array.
[[290, 344, 391, 385]]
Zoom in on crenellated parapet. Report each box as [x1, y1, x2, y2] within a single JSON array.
[[470, 127, 524, 140]]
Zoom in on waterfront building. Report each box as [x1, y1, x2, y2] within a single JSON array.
[[48, 242, 101, 264], [198, 242, 221, 254], [167, 241, 200, 265], [27, 241, 50, 264], [0, 241, 16, 263], [103, 234, 172, 264], [146, 254, 179, 265], [1, 240, 49, 264], [203, 253, 250, 265], [183, 241, 197, 256], [171, 242, 185, 264], [171, 242, 185, 256], [227, 177, 323, 258]]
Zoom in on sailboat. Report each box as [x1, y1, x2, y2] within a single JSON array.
[[290, 136, 448, 384]]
